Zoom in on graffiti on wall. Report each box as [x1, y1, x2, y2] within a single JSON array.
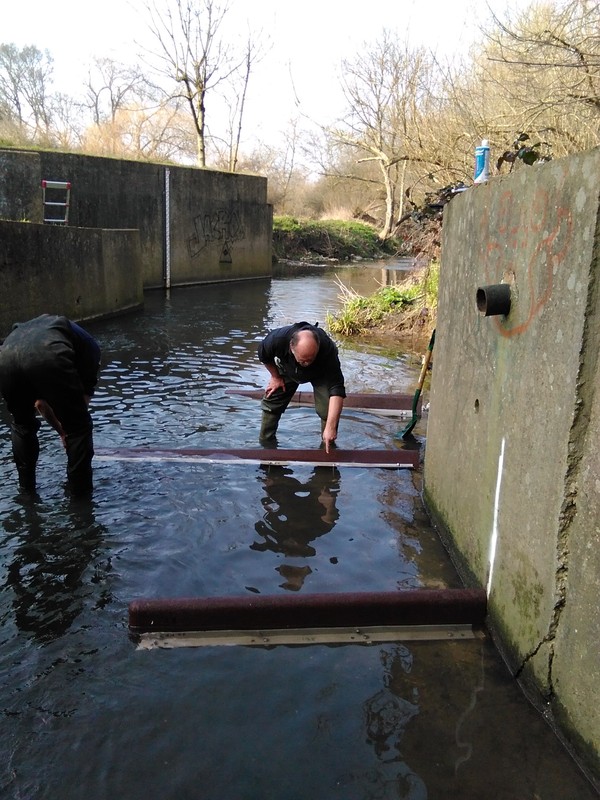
[[482, 181, 573, 338], [188, 207, 245, 264]]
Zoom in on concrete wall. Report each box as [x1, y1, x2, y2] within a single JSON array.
[[0, 221, 143, 338], [424, 147, 600, 782], [0, 148, 272, 288], [168, 166, 273, 287]]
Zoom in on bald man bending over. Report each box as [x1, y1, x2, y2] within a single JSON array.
[[257, 322, 346, 452]]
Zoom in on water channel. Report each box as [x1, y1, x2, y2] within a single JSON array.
[[1, 262, 596, 799]]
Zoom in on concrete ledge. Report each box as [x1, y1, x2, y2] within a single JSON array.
[[0, 221, 143, 337]]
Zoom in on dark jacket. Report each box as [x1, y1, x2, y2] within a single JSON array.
[[1, 314, 101, 397], [66, 320, 101, 396], [258, 322, 346, 397]]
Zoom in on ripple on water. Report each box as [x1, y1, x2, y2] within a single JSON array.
[[1, 273, 591, 800]]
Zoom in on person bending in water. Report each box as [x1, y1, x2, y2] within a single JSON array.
[[258, 322, 346, 452], [0, 314, 101, 495]]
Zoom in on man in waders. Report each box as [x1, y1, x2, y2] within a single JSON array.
[[258, 322, 346, 452], [0, 314, 101, 495]]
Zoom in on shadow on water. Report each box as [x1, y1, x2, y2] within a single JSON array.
[[0, 267, 597, 799]]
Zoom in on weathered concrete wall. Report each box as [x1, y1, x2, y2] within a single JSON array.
[[0, 150, 42, 223], [0, 148, 272, 288], [168, 167, 273, 287], [0, 221, 143, 338], [424, 147, 600, 781]]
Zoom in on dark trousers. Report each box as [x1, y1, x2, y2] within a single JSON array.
[[260, 380, 331, 440], [9, 419, 93, 493]]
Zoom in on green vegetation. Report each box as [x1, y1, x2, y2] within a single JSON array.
[[272, 214, 439, 340], [326, 283, 420, 336], [327, 262, 439, 338], [421, 260, 439, 308], [272, 216, 401, 262]]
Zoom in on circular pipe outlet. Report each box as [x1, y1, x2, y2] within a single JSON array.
[[476, 284, 511, 316]]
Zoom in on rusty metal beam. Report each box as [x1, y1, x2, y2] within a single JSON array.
[[96, 447, 419, 469], [129, 589, 487, 635], [227, 389, 421, 415]]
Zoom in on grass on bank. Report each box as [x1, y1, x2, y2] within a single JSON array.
[[272, 214, 438, 341], [272, 216, 400, 262], [326, 262, 439, 337]]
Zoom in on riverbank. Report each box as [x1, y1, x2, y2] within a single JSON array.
[[326, 265, 437, 350], [272, 216, 401, 262], [272, 213, 441, 264], [272, 215, 438, 351]]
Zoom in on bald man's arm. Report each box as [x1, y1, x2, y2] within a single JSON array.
[[322, 395, 344, 453]]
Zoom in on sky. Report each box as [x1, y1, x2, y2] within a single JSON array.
[[2, 0, 534, 150]]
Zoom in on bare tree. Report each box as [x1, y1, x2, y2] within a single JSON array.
[[80, 97, 195, 162], [49, 92, 88, 151], [318, 0, 600, 232], [85, 58, 151, 126], [142, 0, 248, 168], [473, 0, 600, 157], [326, 34, 443, 239], [0, 43, 54, 140], [218, 32, 266, 172]]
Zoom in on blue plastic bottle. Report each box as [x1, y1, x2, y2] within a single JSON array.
[[474, 139, 490, 183]]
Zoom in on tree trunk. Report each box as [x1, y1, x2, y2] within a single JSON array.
[[379, 161, 396, 239], [196, 97, 206, 168]]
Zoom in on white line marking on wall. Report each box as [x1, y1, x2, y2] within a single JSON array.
[[164, 167, 171, 289], [487, 437, 505, 597]]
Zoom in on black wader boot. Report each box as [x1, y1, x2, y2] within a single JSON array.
[[259, 411, 280, 444], [11, 422, 40, 492], [65, 426, 94, 495]]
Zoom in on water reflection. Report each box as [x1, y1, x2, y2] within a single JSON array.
[[252, 465, 341, 590], [0, 273, 594, 799], [364, 644, 427, 799], [3, 495, 108, 642]]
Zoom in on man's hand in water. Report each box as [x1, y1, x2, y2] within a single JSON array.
[[322, 422, 337, 454]]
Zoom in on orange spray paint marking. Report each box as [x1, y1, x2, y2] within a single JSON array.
[[478, 178, 573, 339]]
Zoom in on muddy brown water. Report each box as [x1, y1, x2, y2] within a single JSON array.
[[0, 264, 596, 799]]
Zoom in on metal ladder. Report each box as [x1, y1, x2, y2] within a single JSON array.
[[41, 180, 71, 224]]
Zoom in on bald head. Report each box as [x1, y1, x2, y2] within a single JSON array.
[[290, 329, 320, 367]]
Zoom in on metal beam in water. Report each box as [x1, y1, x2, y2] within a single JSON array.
[[129, 589, 487, 648], [227, 390, 421, 417], [96, 447, 419, 469], [136, 624, 483, 649]]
